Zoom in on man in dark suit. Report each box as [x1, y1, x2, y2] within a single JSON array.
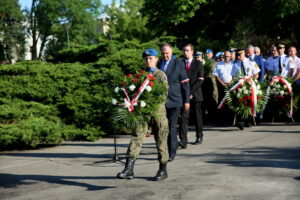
[[179, 43, 204, 147], [159, 43, 190, 161]]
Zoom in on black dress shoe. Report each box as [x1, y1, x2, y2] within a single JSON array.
[[235, 123, 244, 130], [178, 141, 187, 149], [193, 137, 202, 145]]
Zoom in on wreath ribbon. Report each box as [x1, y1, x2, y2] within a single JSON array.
[[121, 77, 150, 112]]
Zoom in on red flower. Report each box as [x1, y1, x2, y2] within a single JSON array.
[[122, 81, 127, 86], [126, 74, 132, 77], [139, 70, 146, 74], [135, 74, 141, 78], [149, 82, 154, 87], [257, 96, 262, 100], [147, 74, 155, 81], [133, 78, 139, 83]]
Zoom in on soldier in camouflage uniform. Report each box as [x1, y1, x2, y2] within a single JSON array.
[[117, 49, 169, 181], [202, 49, 219, 122]]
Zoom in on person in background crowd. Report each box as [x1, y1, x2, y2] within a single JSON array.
[[254, 46, 262, 56], [287, 46, 300, 81], [246, 45, 266, 82], [202, 49, 219, 123], [276, 42, 290, 77], [231, 49, 260, 130], [230, 48, 236, 61], [117, 49, 169, 181], [179, 44, 204, 148], [213, 50, 234, 96], [206, 49, 214, 60], [215, 52, 224, 62], [265, 45, 279, 78], [159, 43, 190, 162], [213, 50, 234, 125], [195, 51, 205, 64]]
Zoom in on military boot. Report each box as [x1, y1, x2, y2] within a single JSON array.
[[117, 158, 135, 179], [154, 163, 168, 181]]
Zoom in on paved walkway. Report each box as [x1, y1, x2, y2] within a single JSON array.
[[1, 123, 300, 200]]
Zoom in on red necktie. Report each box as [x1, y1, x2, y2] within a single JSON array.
[[185, 60, 190, 72]]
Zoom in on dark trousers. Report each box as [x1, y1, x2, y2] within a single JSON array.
[[166, 107, 181, 157], [179, 101, 203, 145]]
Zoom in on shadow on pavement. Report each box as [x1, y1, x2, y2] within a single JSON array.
[[0, 174, 116, 190], [204, 146, 300, 170], [60, 142, 156, 148], [1, 152, 128, 159], [251, 130, 300, 134]]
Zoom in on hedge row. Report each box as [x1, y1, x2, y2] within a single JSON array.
[[0, 61, 125, 149]]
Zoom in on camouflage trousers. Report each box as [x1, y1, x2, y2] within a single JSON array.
[[127, 104, 169, 163]]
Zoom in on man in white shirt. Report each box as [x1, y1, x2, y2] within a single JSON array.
[[213, 50, 234, 125], [287, 46, 300, 80], [213, 50, 234, 88]]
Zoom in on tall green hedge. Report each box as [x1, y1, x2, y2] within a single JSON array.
[[0, 61, 124, 149]]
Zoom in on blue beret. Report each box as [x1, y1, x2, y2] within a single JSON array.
[[142, 49, 158, 58], [206, 49, 213, 53], [215, 52, 224, 58]]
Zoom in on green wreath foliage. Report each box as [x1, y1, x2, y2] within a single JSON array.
[[110, 70, 167, 131]]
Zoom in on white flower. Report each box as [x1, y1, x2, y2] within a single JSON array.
[[114, 87, 119, 93], [280, 90, 284, 96], [243, 90, 248, 95], [111, 98, 117, 105], [242, 86, 246, 91], [257, 84, 261, 90], [140, 101, 146, 108], [129, 84, 136, 91], [276, 84, 281, 89], [283, 85, 287, 89], [258, 91, 262, 95], [275, 91, 279, 95], [285, 92, 289, 95], [238, 88, 242, 93], [237, 93, 241, 98], [145, 85, 152, 92], [124, 99, 131, 108]]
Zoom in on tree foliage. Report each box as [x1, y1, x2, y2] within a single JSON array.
[[24, 0, 101, 60], [105, 0, 150, 41], [142, 0, 300, 50], [0, 0, 25, 61]]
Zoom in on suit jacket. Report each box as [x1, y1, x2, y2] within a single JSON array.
[[159, 58, 190, 108], [184, 58, 204, 102], [253, 55, 265, 82]]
